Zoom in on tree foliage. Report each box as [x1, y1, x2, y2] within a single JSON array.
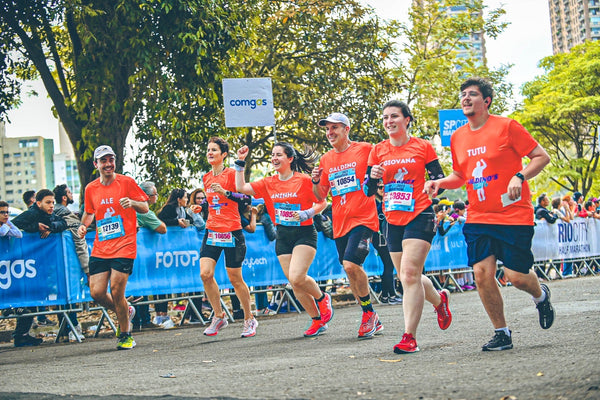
[[396, 0, 511, 141], [134, 0, 398, 186], [513, 41, 600, 197], [0, 0, 251, 193]]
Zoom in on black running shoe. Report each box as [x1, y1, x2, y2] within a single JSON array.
[[536, 283, 555, 329], [482, 330, 513, 351]]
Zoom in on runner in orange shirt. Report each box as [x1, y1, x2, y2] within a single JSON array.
[[190, 137, 258, 338], [77, 145, 149, 350], [424, 77, 555, 351], [235, 142, 332, 337], [366, 100, 452, 354], [311, 112, 383, 339]]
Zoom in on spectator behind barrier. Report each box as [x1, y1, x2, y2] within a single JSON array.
[[134, 181, 167, 330], [187, 188, 207, 230], [0, 200, 22, 238], [158, 188, 194, 229], [550, 197, 572, 223], [22, 190, 36, 209], [534, 193, 558, 224]]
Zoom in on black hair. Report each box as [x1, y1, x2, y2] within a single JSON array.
[[160, 188, 187, 213], [35, 189, 54, 202], [208, 137, 229, 155], [0, 200, 8, 208], [383, 100, 414, 128], [460, 77, 494, 108], [453, 201, 466, 211], [273, 142, 318, 174], [53, 184, 68, 203], [537, 193, 547, 205], [23, 190, 35, 206]]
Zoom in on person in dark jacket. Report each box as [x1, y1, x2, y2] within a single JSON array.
[[534, 194, 558, 224], [157, 188, 194, 228], [12, 188, 67, 237]]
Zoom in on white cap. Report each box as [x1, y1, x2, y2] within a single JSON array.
[[318, 112, 350, 127], [93, 145, 116, 160]]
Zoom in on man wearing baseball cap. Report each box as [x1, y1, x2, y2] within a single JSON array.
[[312, 112, 383, 339], [78, 145, 149, 350]]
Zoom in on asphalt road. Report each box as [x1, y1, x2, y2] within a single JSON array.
[[1, 276, 599, 400]]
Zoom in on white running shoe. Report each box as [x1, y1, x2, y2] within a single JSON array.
[[241, 318, 258, 338], [203, 315, 228, 336]]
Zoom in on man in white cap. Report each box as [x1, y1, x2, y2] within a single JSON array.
[[311, 112, 383, 339], [78, 145, 149, 350]]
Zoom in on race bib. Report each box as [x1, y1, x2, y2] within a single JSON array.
[[97, 215, 125, 241], [329, 168, 361, 197], [206, 230, 235, 247], [275, 203, 300, 226], [384, 182, 415, 212]]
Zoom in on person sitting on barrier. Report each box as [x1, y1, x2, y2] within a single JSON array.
[[235, 142, 332, 337], [187, 188, 207, 230], [367, 100, 452, 354], [189, 136, 258, 338], [77, 145, 149, 350], [134, 181, 166, 330], [53, 184, 90, 342]]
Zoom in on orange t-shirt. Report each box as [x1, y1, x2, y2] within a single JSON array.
[[203, 168, 242, 232], [451, 115, 538, 225], [251, 172, 318, 227], [368, 137, 438, 226], [84, 174, 148, 259], [317, 141, 379, 238]]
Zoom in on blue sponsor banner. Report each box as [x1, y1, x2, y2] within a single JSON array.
[[425, 222, 469, 272], [0, 232, 69, 308], [439, 109, 468, 147]]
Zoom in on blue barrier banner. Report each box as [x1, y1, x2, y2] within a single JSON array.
[[439, 109, 467, 147], [425, 222, 469, 272], [0, 233, 69, 308]]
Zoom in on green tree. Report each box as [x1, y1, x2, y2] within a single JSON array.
[[0, 0, 250, 192], [513, 41, 600, 197], [133, 0, 397, 186], [397, 0, 511, 141]]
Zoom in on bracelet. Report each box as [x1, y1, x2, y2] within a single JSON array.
[[515, 172, 525, 182], [234, 160, 246, 167], [311, 178, 320, 185]]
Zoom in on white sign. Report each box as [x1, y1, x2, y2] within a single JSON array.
[[222, 78, 275, 127]]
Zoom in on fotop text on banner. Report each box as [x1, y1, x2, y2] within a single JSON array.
[[223, 78, 275, 127], [438, 109, 468, 146]]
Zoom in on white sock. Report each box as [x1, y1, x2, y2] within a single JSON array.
[[533, 290, 547, 304], [496, 327, 511, 336]]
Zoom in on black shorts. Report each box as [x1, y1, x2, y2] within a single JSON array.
[[386, 207, 436, 253], [275, 225, 318, 256], [200, 229, 246, 268], [89, 257, 134, 276], [334, 225, 375, 266], [462, 223, 534, 274]]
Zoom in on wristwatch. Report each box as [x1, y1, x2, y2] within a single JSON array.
[[225, 190, 231, 197], [515, 172, 525, 182]]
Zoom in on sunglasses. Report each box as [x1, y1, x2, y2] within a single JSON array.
[[0, 211, 9, 215]]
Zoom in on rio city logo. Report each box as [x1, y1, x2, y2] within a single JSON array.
[[229, 98, 268, 109]]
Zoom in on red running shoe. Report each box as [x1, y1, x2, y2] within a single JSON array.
[[393, 333, 419, 354], [434, 289, 452, 330], [303, 319, 328, 337], [357, 311, 379, 339], [318, 292, 334, 324]]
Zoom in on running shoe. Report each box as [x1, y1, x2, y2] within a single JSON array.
[[375, 319, 384, 334], [434, 289, 452, 330], [303, 319, 328, 337], [116, 334, 136, 350], [380, 295, 403, 305], [318, 292, 334, 324], [68, 325, 86, 342], [393, 333, 419, 354], [116, 305, 136, 337], [536, 283, 555, 329], [241, 318, 258, 338], [14, 334, 43, 347], [203, 315, 228, 336], [482, 330, 513, 351], [357, 311, 379, 339]]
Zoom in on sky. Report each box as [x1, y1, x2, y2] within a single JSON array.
[[3, 0, 553, 145]]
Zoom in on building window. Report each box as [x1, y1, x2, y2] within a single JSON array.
[[5, 181, 13, 185], [4, 162, 11, 167]]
